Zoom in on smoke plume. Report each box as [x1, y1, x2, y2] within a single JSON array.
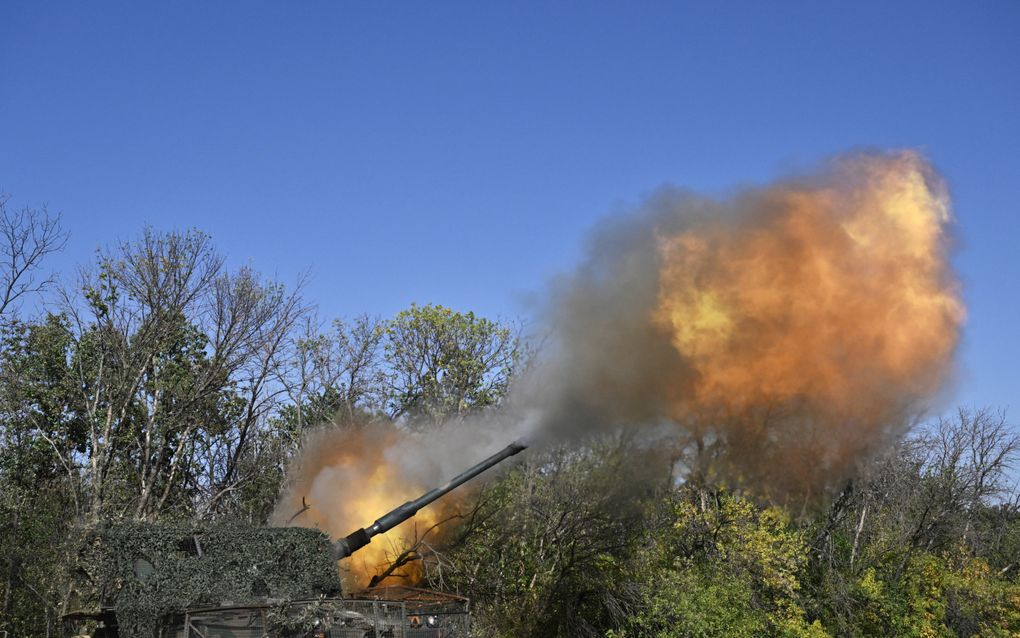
[[274, 150, 964, 581], [524, 149, 963, 494]]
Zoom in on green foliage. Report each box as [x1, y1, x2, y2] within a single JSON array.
[[618, 490, 830, 638], [385, 303, 520, 424], [439, 425, 1020, 638], [944, 555, 1020, 637], [823, 552, 1020, 638], [615, 565, 829, 638], [0, 315, 82, 636], [435, 441, 666, 638]]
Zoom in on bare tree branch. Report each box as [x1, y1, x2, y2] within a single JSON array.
[[0, 195, 68, 321]]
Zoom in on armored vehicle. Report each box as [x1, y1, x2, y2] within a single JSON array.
[[61, 441, 527, 638]]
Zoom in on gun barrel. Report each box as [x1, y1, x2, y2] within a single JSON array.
[[333, 440, 527, 559]]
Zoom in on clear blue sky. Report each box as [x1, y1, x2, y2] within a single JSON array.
[[1, 2, 1017, 415]]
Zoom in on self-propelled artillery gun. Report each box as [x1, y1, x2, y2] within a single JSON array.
[[61, 440, 528, 638]]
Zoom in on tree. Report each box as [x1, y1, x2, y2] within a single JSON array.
[[54, 228, 308, 521], [435, 437, 668, 638], [0, 195, 68, 636], [384, 303, 521, 426], [0, 315, 80, 636], [617, 488, 830, 638], [805, 408, 1020, 636], [275, 314, 385, 437], [0, 194, 68, 323]]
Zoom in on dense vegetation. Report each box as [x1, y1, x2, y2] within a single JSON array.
[[436, 416, 1020, 638], [1, 201, 1018, 637]]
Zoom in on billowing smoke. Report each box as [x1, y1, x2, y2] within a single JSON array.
[[273, 150, 964, 582], [523, 150, 963, 496]]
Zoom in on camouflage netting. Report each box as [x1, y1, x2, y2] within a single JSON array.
[[65, 521, 341, 638]]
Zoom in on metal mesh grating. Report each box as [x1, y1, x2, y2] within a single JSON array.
[[172, 597, 469, 638]]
